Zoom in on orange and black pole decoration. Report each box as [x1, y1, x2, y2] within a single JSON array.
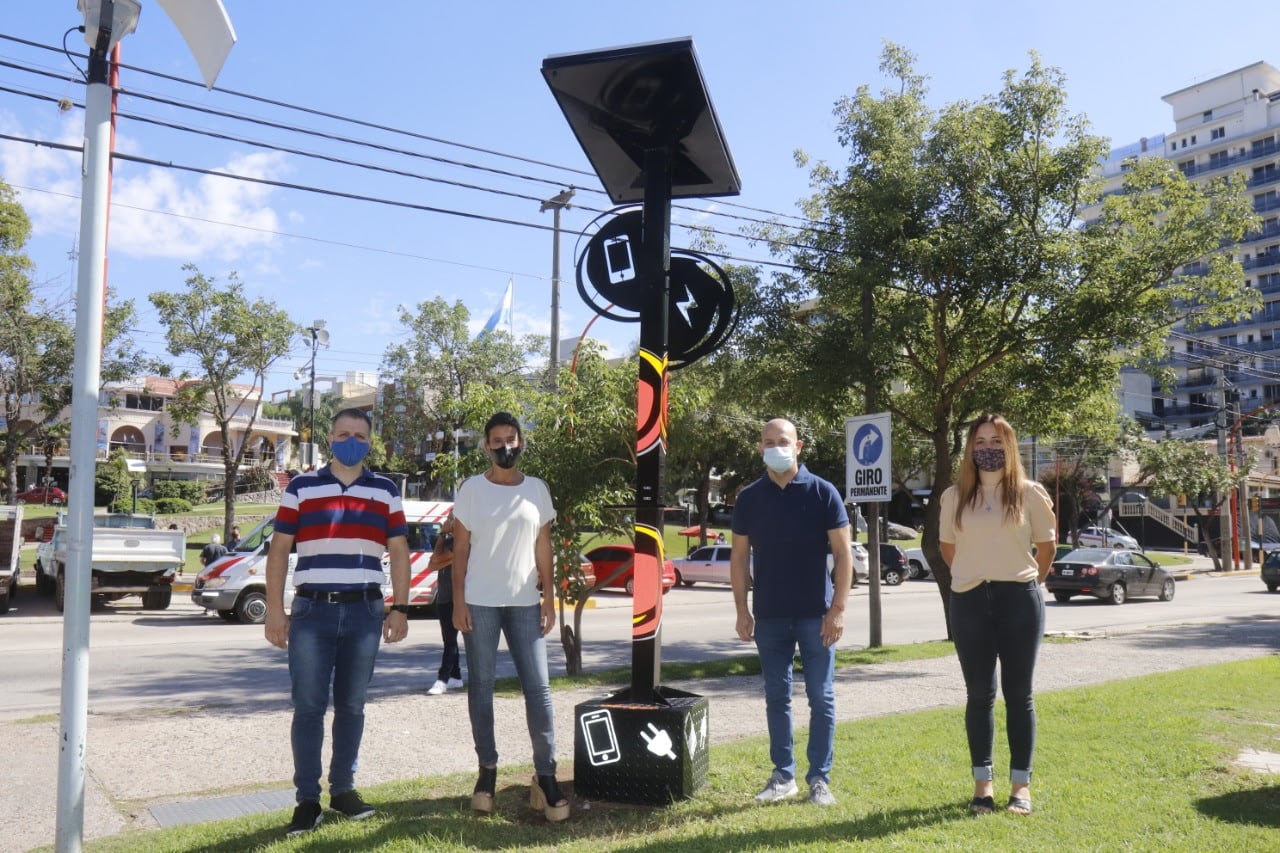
[[545, 40, 740, 706]]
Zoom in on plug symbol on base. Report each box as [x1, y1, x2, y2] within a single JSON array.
[[640, 722, 676, 760]]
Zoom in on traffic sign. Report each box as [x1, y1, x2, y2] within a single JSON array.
[[845, 413, 892, 503]]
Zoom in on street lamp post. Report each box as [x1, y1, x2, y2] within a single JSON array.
[[540, 188, 575, 384], [61, 5, 235, 849], [304, 321, 328, 468]]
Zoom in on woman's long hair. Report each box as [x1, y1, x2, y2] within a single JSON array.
[[953, 413, 1028, 529]]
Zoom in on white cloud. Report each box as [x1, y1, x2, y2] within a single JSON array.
[[111, 151, 287, 260], [0, 115, 290, 262]]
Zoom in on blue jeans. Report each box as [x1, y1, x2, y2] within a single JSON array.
[[462, 603, 556, 775], [288, 596, 385, 802], [949, 580, 1044, 784], [754, 616, 836, 784]]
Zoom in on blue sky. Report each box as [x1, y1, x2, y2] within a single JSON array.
[[2, 1, 1278, 396]]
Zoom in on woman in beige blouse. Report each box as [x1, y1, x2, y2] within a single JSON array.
[[940, 414, 1056, 816]]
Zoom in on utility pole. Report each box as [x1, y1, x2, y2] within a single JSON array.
[[1217, 374, 1233, 569], [540, 187, 575, 385], [1235, 397, 1252, 572]]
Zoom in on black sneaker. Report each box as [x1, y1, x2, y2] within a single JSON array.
[[286, 800, 323, 836], [330, 789, 376, 820]]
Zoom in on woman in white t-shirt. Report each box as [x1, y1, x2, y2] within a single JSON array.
[[940, 414, 1056, 817], [451, 411, 567, 822]]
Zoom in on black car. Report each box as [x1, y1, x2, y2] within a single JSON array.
[[875, 543, 908, 586], [1046, 548, 1176, 605], [1261, 551, 1280, 593]]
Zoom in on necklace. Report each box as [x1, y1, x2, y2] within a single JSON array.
[[980, 485, 997, 512]]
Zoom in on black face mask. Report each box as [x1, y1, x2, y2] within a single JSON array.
[[492, 445, 522, 469]]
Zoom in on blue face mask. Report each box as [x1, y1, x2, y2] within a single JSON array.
[[331, 436, 370, 467]]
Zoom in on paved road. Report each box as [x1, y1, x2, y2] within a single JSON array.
[[0, 555, 1264, 720]]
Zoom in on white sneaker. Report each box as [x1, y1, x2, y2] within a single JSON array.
[[754, 770, 798, 803], [427, 680, 447, 695], [446, 677, 464, 690]]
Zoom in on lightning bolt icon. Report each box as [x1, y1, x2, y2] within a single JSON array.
[[674, 292, 694, 326]]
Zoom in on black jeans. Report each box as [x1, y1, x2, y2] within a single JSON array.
[[435, 600, 462, 682], [949, 580, 1044, 783]]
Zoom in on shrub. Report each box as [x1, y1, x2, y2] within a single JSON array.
[[110, 496, 156, 515], [154, 497, 193, 514], [152, 480, 206, 504]]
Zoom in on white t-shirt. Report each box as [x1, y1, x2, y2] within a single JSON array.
[[453, 473, 555, 607]]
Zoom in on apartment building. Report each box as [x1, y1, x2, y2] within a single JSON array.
[[1093, 61, 1280, 432]]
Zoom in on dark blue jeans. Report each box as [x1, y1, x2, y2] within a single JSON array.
[[949, 580, 1044, 784], [754, 616, 837, 785], [288, 595, 385, 802]]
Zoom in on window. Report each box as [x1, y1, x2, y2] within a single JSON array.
[[1191, 134, 1197, 145], [1209, 151, 1229, 168], [1211, 127, 1225, 140], [1203, 110, 1213, 122]]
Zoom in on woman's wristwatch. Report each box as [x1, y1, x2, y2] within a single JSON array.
[[390, 604, 410, 614]]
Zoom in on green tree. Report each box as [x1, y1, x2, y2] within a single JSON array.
[[1136, 438, 1249, 571], [379, 297, 541, 495], [758, 45, 1258, 633], [150, 265, 297, 539]]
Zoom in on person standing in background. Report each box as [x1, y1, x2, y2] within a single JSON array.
[[426, 514, 464, 695]]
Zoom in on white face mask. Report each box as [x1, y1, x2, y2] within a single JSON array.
[[763, 445, 795, 473]]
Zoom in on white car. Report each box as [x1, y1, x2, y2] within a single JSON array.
[[828, 542, 870, 586], [1076, 526, 1140, 551], [904, 547, 932, 579], [671, 545, 735, 586]]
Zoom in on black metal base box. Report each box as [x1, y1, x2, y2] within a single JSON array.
[[573, 686, 709, 806]]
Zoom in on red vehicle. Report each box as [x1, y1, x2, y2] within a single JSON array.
[[14, 486, 67, 505], [584, 544, 676, 595]]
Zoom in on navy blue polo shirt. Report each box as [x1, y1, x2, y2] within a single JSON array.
[[732, 464, 849, 618]]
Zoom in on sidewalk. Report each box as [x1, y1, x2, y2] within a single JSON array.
[[4, 614, 1277, 851]]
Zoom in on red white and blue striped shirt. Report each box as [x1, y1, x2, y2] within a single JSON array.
[[273, 466, 408, 590]]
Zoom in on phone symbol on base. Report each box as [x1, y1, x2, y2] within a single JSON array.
[[580, 709, 622, 766], [604, 236, 636, 284]]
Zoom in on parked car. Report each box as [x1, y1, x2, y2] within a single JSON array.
[[555, 553, 596, 600], [904, 547, 932, 579], [1261, 550, 1280, 592], [1075, 526, 1140, 551], [14, 486, 67, 505], [826, 542, 870, 586], [877, 543, 908, 586], [583, 544, 675, 595], [1045, 548, 1175, 605], [671, 544, 736, 587]]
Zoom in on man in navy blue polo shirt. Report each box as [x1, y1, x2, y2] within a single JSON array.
[[265, 408, 411, 836], [731, 418, 853, 807]]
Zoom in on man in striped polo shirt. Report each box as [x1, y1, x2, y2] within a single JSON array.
[[265, 408, 411, 836]]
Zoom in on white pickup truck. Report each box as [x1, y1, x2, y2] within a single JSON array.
[[0, 506, 22, 615], [34, 513, 186, 611]]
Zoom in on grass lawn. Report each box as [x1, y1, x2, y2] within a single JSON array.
[[86, 657, 1280, 851]]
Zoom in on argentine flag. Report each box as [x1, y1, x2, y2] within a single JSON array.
[[477, 279, 513, 339]]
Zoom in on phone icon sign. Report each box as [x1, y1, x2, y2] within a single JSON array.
[[604, 236, 636, 284], [580, 709, 622, 766]]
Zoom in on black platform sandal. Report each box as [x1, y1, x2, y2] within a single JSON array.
[[530, 774, 569, 822], [1007, 795, 1033, 815], [968, 795, 995, 815], [471, 766, 497, 814]]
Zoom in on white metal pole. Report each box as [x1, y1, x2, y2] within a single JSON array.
[[57, 45, 113, 853]]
